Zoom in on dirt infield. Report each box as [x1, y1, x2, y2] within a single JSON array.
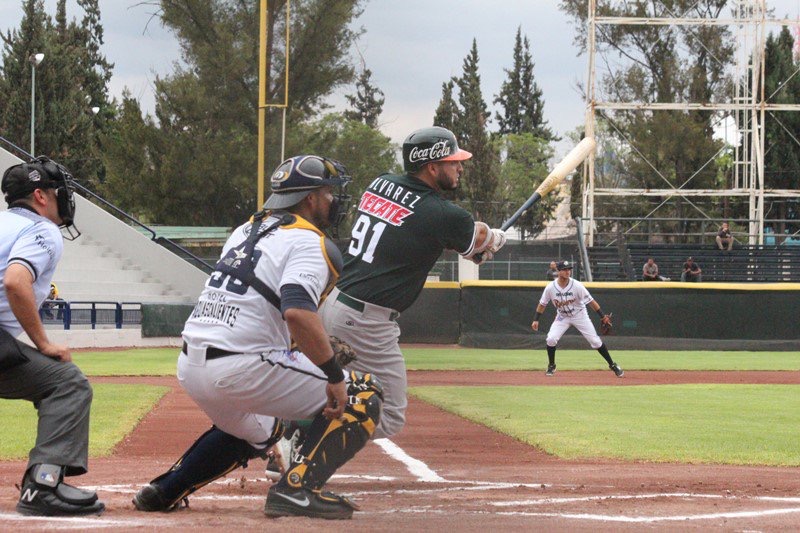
[[2, 370, 800, 531]]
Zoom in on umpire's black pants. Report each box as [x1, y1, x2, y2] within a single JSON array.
[[0, 336, 93, 477]]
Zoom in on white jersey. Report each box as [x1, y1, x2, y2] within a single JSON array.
[[0, 208, 63, 337], [182, 214, 334, 354], [539, 277, 594, 319]]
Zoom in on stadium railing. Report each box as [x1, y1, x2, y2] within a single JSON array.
[[40, 301, 142, 329]]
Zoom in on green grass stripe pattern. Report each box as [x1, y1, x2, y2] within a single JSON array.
[[410, 384, 800, 466]]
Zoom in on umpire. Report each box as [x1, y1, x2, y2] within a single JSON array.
[[0, 158, 104, 516]]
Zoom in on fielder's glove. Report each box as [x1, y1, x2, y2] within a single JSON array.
[[330, 336, 357, 367], [600, 313, 613, 335]]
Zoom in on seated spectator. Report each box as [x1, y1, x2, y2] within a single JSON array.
[[642, 257, 666, 281], [716, 222, 733, 251], [681, 257, 702, 282], [41, 283, 65, 320], [545, 261, 558, 281]]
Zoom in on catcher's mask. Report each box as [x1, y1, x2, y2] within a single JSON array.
[[2, 156, 80, 240], [263, 155, 352, 229], [402, 126, 472, 173]]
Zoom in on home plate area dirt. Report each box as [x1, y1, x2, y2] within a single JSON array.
[[1, 370, 800, 531]]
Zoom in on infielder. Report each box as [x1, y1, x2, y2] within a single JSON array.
[[531, 260, 623, 377], [315, 126, 507, 441], [132, 155, 383, 520], [1, 158, 104, 516]]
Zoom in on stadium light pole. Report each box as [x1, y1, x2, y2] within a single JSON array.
[[29, 52, 45, 156]]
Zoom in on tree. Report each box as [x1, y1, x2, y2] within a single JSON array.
[[433, 78, 459, 132], [344, 67, 384, 128], [494, 27, 555, 140], [762, 27, 800, 238], [496, 133, 557, 239], [101, 0, 365, 226], [286, 113, 398, 235], [0, 0, 113, 187], [453, 39, 501, 226], [560, 0, 734, 232]]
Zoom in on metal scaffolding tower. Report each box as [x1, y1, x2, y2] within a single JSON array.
[[582, 0, 800, 246]]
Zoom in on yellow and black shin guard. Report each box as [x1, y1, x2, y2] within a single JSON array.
[[284, 371, 383, 491]]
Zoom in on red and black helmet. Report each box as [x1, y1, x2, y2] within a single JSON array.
[[401, 126, 472, 173]]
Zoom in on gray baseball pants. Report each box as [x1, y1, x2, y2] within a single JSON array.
[[0, 337, 93, 476], [320, 288, 406, 439]]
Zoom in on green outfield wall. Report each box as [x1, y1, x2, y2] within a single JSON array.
[[144, 281, 800, 350], [402, 281, 800, 350]]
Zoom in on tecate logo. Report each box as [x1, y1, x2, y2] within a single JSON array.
[[409, 141, 451, 163]]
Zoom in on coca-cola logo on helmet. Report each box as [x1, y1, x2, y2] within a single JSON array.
[[408, 140, 453, 164]]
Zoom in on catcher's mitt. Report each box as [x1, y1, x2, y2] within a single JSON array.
[[330, 336, 357, 367], [600, 313, 613, 335]]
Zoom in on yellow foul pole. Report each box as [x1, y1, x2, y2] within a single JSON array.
[[257, 0, 290, 208]]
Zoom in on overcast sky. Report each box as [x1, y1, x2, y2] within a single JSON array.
[[2, 1, 799, 153]]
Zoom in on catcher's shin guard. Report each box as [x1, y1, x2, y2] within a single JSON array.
[[282, 371, 383, 491], [134, 422, 284, 511]]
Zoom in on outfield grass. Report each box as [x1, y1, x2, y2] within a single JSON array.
[[0, 384, 168, 460], [411, 384, 800, 466], [72, 347, 800, 375], [74, 348, 181, 376]]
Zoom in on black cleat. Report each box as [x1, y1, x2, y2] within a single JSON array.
[[610, 363, 624, 377], [545, 364, 556, 376], [265, 485, 358, 520], [133, 483, 186, 512]]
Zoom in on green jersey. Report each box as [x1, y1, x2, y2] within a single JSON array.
[[338, 173, 475, 312]]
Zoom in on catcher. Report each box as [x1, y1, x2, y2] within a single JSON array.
[[530, 260, 623, 378]]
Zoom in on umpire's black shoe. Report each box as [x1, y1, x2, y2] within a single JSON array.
[[265, 485, 358, 519], [545, 364, 556, 376], [610, 362, 624, 377], [16, 464, 105, 517]]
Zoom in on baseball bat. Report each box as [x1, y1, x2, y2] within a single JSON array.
[[500, 136, 596, 231], [473, 137, 596, 262]]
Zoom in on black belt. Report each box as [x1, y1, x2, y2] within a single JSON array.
[[336, 291, 365, 312], [336, 291, 399, 321], [182, 341, 239, 360]]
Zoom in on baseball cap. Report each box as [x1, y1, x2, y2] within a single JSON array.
[[2, 162, 58, 204], [263, 155, 349, 210], [556, 260, 573, 271]]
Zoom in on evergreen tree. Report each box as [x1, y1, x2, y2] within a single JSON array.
[[344, 67, 384, 128], [494, 27, 555, 140], [433, 78, 459, 132], [454, 39, 501, 226], [0, 0, 111, 186]]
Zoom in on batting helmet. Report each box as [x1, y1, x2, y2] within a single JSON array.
[[402, 126, 472, 173], [556, 260, 573, 271]]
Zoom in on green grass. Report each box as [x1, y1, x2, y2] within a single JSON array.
[[74, 348, 181, 376], [411, 384, 800, 466], [402, 348, 800, 371], [0, 384, 168, 460], [71, 347, 800, 375]]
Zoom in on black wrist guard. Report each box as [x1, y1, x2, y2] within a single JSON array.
[[596, 308, 605, 319], [534, 311, 542, 321], [317, 357, 344, 384]]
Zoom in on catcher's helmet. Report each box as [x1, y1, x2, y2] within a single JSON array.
[[556, 260, 573, 271], [263, 155, 352, 227], [402, 126, 472, 173], [2, 156, 78, 230]]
